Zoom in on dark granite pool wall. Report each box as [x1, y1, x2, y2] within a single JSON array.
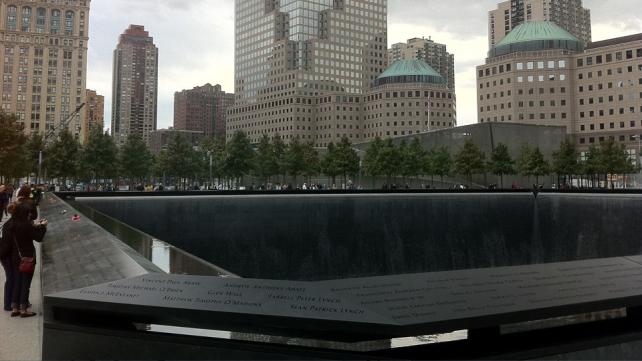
[[75, 193, 642, 281]]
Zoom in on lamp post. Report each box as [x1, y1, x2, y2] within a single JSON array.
[[208, 151, 213, 190], [634, 135, 642, 189]]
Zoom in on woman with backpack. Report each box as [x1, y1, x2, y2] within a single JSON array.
[[3, 202, 47, 317]]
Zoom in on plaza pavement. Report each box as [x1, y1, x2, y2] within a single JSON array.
[[0, 213, 42, 361]]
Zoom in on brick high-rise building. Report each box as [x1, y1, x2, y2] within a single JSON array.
[[174, 83, 234, 139], [388, 37, 456, 90], [0, 0, 90, 141], [111, 25, 158, 146], [488, 0, 591, 49], [228, 0, 388, 145], [83, 89, 103, 142]]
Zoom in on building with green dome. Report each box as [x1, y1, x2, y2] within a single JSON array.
[[361, 59, 456, 141], [374, 59, 446, 87], [489, 21, 584, 57], [477, 20, 642, 154]]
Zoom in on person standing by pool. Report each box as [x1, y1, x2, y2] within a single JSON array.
[[7, 201, 47, 317], [0, 185, 9, 220]]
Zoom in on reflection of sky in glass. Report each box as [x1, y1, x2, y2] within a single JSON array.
[[151, 240, 171, 273], [279, 0, 333, 41], [149, 325, 231, 340], [278, 0, 334, 69]]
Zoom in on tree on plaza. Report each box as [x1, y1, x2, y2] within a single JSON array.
[[301, 141, 320, 185], [529, 147, 550, 185], [0, 112, 28, 181], [189, 146, 208, 189], [45, 129, 80, 187], [272, 134, 288, 183], [25, 132, 45, 180], [454, 139, 486, 187], [335, 136, 360, 187], [423, 148, 437, 187], [166, 132, 197, 190], [517, 144, 534, 182], [253, 134, 278, 185], [153, 150, 169, 186], [378, 138, 401, 187], [363, 137, 384, 188], [80, 127, 118, 184], [582, 145, 604, 188], [225, 131, 254, 188], [201, 136, 228, 186], [552, 138, 580, 187], [321, 142, 341, 187], [489, 143, 516, 189], [285, 136, 306, 185], [401, 138, 425, 187], [600, 138, 636, 188], [430, 146, 453, 187], [119, 134, 153, 187]]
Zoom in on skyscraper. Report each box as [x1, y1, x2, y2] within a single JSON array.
[[0, 0, 90, 141], [388, 37, 456, 90], [488, 0, 591, 49], [228, 0, 388, 144], [174, 83, 234, 139], [84, 89, 104, 142], [111, 25, 158, 146]]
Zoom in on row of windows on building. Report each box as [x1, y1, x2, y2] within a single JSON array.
[[579, 92, 642, 107], [580, 120, 642, 132], [577, 49, 642, 67], [579, 134, 642, 145], [5, 6, 85, 36], [480, 112, 569, 123], [579, 106, 642, 119], [578, 78, 642, 92], [578, 64, 642, 79], [478, 60, 568, 78]]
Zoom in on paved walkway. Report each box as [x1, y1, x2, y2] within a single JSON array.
[[0, 213, 42, 361]]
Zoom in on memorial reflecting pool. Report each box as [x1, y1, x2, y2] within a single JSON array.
[[72, 193, 642, 280]]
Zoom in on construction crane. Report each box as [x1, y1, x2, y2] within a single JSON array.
[[38, 103, 86, 184], [45, 102, 86, 140]]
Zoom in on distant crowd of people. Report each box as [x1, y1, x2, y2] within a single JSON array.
[[0, 184, 47, 318]]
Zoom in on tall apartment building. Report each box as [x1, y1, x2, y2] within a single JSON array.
[[83, 88, 103, 141], [0, 0, 90, 141], [477, 21, 642, 154], [228, 0, 388, 144], [388, 37, 455, 90], [111, 25, 158, 146], [488, 0, 591, 49], [174, 83, 234, 139]]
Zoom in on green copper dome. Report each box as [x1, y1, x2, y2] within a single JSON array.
[[490, 21, 584, 57], [375, 59, 444, 86]]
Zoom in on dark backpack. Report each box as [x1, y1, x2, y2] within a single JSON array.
[[0, 219, 14, 259]]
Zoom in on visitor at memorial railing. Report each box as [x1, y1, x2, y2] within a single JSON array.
[[3, 184, 14, 210], [0, 202, 16, 312], [0, 185, 10, 220], [5, 202, 47, 318], [15, 186, 38, 222]]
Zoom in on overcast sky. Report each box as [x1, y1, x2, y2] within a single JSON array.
[[88, 0, 642, 131]]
